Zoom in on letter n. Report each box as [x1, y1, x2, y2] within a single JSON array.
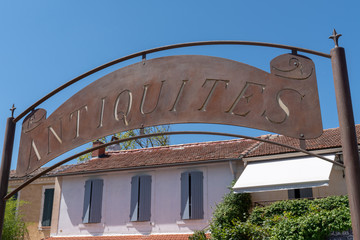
[[47, 119, 63, 154]]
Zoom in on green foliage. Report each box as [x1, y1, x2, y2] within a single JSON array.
[[209, 195, 351, 240], [77, 151, 92, 163], [113, 125, 170, 149], [209, 184, 252, 240], [189, 230, 207, 240], [3, 197, 27, 240], [211, 191, 252, 226], [78, 125, 170, 162]]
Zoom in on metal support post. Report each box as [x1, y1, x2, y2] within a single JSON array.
[[330, 30, 360, 240], [0, 115, 16, 239]]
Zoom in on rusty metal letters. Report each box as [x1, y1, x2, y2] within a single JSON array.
[[16, 54, 322, 176]]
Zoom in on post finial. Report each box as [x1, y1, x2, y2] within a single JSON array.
[[10, 104, 16, 118], [329, 29, 342, 48]]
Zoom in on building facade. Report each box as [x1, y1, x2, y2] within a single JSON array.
[[13, 125, 357, 240], [9, 167, 67, 240]]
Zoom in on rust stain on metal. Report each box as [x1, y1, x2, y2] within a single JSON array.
[[16, 54, 322, 176]]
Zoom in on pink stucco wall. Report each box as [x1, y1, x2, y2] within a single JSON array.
[[54, 162, 234, 237]]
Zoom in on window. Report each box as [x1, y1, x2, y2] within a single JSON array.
[[130, 175, 151, 221], [288, 188, 313, 199], [41, 187, 54, 227], [12, 191, 18, 201], [82, 179, 103, 223], [8, 188, 19, 201], [181, 171, 203, 220]]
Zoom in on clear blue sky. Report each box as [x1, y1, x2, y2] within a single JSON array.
[[0, 0, 359, 169]]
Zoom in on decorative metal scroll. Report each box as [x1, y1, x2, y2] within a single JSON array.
[[16, 54, 322, 176]]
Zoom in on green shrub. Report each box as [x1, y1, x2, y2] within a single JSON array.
[[189, 230, 207, 240], [209, 195, 351, 240], [209, 184, 252, 240], [2, 197, 27, 240]]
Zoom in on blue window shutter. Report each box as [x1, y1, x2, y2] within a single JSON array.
[[130, 176, 140, 221], [89, 179, 103, 223], [139, 175, 151, 221], [82, 180, 92, 223], [13, 192, 18, 201], [300, 188, 313, 198], [288, 188, 313, 199], [180, 172, 190, 219], [41, 188, 54, 226], [288, 189, 296, 199], [191, 171, 203, 219]]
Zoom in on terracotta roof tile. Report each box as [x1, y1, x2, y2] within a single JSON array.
[[46, 234, 210, 240], [59, 139, 258, 175], [247, 125, 360, 157], [52, 125, 359, 175], [10, 164, 74, 180]]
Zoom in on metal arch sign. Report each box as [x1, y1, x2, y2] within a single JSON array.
[[16, 54, 322, 176]]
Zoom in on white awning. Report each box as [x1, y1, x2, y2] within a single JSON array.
[[233, 155, 334, 193]]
